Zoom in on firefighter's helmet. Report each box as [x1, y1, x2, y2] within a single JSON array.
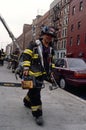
[[41, 26, 56, 37]]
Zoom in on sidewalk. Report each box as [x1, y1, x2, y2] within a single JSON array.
[[0, 63, 86, 130], [0, 85, 86, 130]]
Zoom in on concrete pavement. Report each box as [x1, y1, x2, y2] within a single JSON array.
[[0, 62, 86, 130]]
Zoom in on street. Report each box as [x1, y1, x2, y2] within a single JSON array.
[[0, 62, 86, 130]]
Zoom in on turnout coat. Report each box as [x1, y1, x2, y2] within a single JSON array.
[[23, 39, 55, 79]]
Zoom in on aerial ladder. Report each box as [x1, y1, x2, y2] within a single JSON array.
[[0, 15, 22, 53]]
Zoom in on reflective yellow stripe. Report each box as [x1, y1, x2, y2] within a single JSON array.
[[24, 49, 33, 56], [43, 72, 46, 74], [32, 54, 38, 59], [52, 63, 55, 68], [13, 54, 18, 57], [31, 105, 42, 111], [29, 71, 46, 77], [23, 61, 31, 66], [15, 59, 18, 62], [29, 71, 42, 77], [25, 95, 30, 101]]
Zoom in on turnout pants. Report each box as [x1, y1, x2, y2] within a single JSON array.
[[24, 76, 43, 118]]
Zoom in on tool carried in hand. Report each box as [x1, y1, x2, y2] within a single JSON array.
[[49, 73, 59, 90], [21, 75, 45, 89]]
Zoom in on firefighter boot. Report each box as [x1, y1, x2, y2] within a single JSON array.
[[35, 116, 44, 126]]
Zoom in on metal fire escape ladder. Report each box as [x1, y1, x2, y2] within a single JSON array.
[[0, 15, 22, 52]]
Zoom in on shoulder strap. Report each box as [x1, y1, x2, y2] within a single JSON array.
[[35, 40, 44, 67]]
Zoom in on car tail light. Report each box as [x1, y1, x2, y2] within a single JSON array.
[[74, 72, 86, 78]]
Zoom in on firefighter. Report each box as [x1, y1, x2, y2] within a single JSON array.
[[0, 50, 1, 65], [11, 48, 20, 73], [0, 48, 6, 65], [22, 25, 56, 125]]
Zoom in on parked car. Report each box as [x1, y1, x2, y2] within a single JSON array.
[[53, 58, 86, 89]]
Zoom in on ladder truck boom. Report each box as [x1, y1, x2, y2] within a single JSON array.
[[0, 15, 22, 52]]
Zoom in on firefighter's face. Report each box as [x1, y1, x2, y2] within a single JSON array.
[[43, 34, 53, 44]]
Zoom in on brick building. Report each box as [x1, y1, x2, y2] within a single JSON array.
[[16, 33, 23, 51], [50, 0, 70, 58], [32, 11, 51, 40], [23, 24, 32, 50], [67, 0, 86, 60]]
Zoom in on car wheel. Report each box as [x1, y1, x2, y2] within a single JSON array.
[[59, 78, 67, 89]]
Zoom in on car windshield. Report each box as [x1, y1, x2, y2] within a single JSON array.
[[67, 58, 86, 69]]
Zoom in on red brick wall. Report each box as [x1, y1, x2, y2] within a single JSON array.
[[67, 0, 86, 59]]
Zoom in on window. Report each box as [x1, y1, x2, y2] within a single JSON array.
[[62, 40, 66, 49], [57, 41, 60, 49], [77, 21, 81, 29], [67, 5, 69, 12], [62, 29, 64, 37], [71, 24, 74, 32], [55, 59, 65, 67], [77, 35, 80, 45], [62, 28, 67, 37], [64, 6, 68, 14], [64, 0, 67, 3], [70, 37, 73, 46], [72, 6, 75, 15], [61, 52, 66, 58], [58, 31, 61, 38], [57, 53, 59, 58], [79, 1, 83, 11], [65, 17, 68, 25]]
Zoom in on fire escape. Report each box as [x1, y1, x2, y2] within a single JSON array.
[[50, 4, 60, 50]]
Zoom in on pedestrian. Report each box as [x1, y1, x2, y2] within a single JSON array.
[[22, 25, 56, 125]]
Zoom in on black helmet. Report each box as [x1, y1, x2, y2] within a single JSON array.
[[41, 26, 56, 37]]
